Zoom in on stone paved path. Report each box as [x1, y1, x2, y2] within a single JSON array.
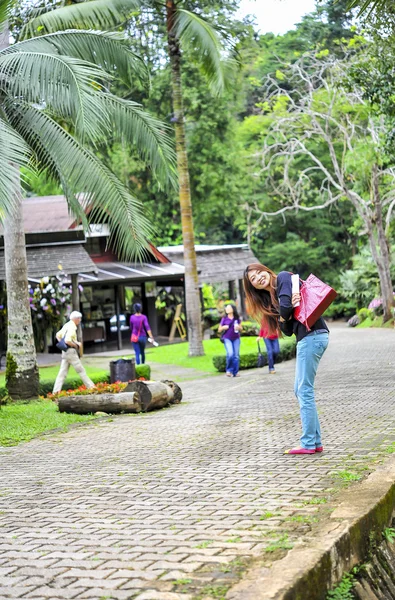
[[1, 326, 395, 600]]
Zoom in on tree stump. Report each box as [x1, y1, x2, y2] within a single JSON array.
[[58, 392, 142, 414], [124, 380, 179, 411], [161, 380, 183, 404]]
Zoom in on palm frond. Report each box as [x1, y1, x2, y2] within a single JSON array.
[[174, 8, 234, 95], [22, 0, 142, 39], [347, 0, 387, 16], [6, 29, 149, 88], [0, 51, 110, 142], [6, 101, 153, 261], [0, 116, 31, 213], [0, 0, 14, 29], [99, 94, 177, 187]]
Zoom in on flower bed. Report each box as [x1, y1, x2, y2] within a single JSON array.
[[45, 379, 147, 401]]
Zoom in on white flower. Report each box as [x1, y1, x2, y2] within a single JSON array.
[[40, 298, 47, 307], [42, 277, 49, 284]]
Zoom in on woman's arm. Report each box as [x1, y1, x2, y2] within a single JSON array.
[[218, 318, 229, 333], [143, 315, 154, 339]]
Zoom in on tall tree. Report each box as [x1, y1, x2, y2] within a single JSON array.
[[25, 0, 237, 356], [247, 51, 395, 321], [0, 0, 174, 398]]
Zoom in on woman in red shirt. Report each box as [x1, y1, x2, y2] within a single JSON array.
[[258, 323, 279, 374]]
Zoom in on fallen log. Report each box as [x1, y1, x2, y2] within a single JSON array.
[[58, 391, 142, 414], [161, 380, 183, 404], [124, 380, 177, 411]]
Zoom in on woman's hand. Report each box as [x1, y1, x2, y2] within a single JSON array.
[[256, 336, 262, 342], [292, 293, 301, 307], [235, 324, 242, 332], [220, 325, 229, 332]]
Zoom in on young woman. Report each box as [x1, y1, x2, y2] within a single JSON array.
[[218, 303, 243, 378], [244, 264, 329, 455], [258, 321, 280, 374], [129, 303, 155, 365]]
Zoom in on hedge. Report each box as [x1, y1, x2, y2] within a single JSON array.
[[212, 337, 296, 372], [0, 364, 151, 399]]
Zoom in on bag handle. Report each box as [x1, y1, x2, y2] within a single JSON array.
[[257, 339, 262, 353]]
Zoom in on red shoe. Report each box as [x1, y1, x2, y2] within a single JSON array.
[[284, 447, 315, 455], [315, 446, 323, 453]]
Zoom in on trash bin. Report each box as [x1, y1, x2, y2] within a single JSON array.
[[110, 358, 136, 383]]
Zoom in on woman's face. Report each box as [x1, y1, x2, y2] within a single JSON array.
[[225, 304, 234, 315], [248, 268, 271, 290]]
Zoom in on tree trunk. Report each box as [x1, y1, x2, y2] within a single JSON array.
[[371, 164, 393, 322], [4, 192, 39, 399], [2, 23, 39, 399], [58, 392, 142, 414], [124, 380, 177, 411], [166, 0, 204, 357]]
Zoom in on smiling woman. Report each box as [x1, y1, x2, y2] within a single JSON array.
[[243, 263, 329, 456]]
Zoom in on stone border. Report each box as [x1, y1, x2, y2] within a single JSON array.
[[226, 455, 395, 600]]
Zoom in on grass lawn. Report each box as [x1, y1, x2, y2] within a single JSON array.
[[0, 400, 98, 446], [144, 337, 268, 374]]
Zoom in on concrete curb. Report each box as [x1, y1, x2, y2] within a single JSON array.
[[226, 455, 395, 600]]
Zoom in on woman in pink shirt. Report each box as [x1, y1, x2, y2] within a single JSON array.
[[258, 322, 280, 374], [129, 303, 155, 365]]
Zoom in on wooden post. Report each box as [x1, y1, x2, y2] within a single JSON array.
[[238, 279, 246, 320], [229, 280, 236, 301], [115, 284, 122, 351], [141, 281, 147, 314], [71, 274, 83, 353]]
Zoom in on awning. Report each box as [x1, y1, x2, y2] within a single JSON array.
[[0, 244, 97, 281], [77, 261, 185, 284]]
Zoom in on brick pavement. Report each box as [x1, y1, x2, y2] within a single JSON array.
[[1, 325, 395, 599]]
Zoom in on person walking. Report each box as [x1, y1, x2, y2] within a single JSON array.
[[218, 303, 243, 378], [258, 321, 280, 374], [244, 264, 329, 455], [130, 303, 155, 365], [53, 311, 94, 393]]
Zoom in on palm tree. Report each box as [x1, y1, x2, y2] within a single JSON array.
[[0, 0, 175, 398], [24, 0, 234, 357], [348, 0, 387, 13]]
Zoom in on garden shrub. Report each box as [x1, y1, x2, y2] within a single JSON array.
[[0, 364, 151, 399], [212, 337, 296, 372], [240, 320, 260, 336], [357, 307, 372, 323]]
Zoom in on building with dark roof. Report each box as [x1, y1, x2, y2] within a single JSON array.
[[0, 196, 259, 352]]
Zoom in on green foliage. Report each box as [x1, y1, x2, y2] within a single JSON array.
[[333, 470, 361, 482], [212, 337, 296, 372], [265, 534, 294, 553], [240, 321, 260, 336], [383, 527, 395, 543], [326, 572, 356, 600], [155, 287, 185, 322], [1, 25, 175, 261], [357, 307, 372, 322]]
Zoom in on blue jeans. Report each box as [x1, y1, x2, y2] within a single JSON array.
[[264, 338, 280, 371], [132, 336, 147, 365], [224, 338, 240, 376], [294, 332, 329, 450]]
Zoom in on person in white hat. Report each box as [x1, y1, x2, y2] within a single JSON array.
[[53, 311, 94, 394]]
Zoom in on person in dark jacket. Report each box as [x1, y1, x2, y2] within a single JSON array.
[[244, 263, 329, 455]]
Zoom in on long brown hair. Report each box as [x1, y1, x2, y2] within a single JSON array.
[[243, 263, 280, 336]]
